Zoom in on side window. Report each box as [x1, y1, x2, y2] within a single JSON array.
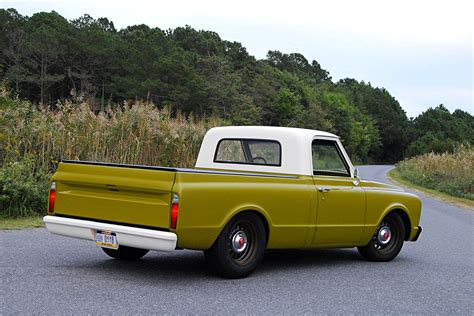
[[214, 139, 281, 166], [247, 140, 280, 165], [214, 140, 246, 163], [312, 139, 350, 176]]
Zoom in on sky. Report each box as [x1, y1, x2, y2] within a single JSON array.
[[2, 0, 473, 117]]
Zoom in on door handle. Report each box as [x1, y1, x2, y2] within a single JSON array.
[[318, 187, 331, 192]]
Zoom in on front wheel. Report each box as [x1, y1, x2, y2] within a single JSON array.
[[204, 212, 266, 278], [358, 212, 405, 262], [101, 245, 149, 260]]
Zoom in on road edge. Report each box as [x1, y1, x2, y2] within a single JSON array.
[[387, 168, 474, 210], [0, 215, 44, 230]]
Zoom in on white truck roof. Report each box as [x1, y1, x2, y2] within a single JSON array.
[[195, 126, 353, 176], [205, 126, 338, 139]]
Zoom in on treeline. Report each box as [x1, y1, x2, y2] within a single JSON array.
[[1, 9, 472, 162]]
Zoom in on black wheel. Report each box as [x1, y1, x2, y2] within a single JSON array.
[[101, 245, 149, 260], [358, 212, 405, 262], [204, 212, 266, 278]]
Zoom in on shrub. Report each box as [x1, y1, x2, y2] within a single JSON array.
[[0, 155, 50, 217]]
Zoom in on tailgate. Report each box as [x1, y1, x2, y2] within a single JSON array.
[[51, 161, 176, 229]]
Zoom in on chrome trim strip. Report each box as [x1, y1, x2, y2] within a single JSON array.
[[61, 160, 298, 179]]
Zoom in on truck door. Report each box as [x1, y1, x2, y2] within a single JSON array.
[[311, 139, 366, 245]]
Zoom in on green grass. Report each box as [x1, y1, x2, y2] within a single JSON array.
[[0, 215, 44, 230], [388, 168, 474, 210]]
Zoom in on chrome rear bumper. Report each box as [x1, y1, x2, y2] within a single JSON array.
[[43, 215, 177, 251]]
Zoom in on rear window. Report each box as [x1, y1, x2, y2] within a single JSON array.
[[214, 139, 281, 166]]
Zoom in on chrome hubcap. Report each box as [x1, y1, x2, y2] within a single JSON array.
[[377, 226, 392, 245], [231, 231, 248, 254]]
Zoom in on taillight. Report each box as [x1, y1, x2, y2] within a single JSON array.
[[48, 182, 56, 213], [170, 193, 179, 229]]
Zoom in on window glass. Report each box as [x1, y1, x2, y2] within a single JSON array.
[[214, 140, 246, 163], [312, 140, 349, 176], [215, 139, 281, 166], [247, 140, 280, 165]]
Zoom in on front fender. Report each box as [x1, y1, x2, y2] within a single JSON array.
[[360, 188, 422, 245]]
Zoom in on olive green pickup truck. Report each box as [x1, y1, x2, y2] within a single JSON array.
[[43, 126, 422, 278]]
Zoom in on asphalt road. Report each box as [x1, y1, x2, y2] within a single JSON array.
[[1, 165, 473, 314]]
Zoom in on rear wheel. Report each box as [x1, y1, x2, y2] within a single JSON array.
[[204, 212, 266, 278], [358, 212, 405, 262], [101, 245, 149, 260]]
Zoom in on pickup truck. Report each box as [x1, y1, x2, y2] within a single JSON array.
[[43, 126, 422, 278]]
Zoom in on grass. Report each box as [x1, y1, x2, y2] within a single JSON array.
[[0, 215, 44, 230], [0, 97, 219, 171], [388, 168, 474, 210], [395, 146, 474, 200]]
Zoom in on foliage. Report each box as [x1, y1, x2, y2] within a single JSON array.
[[397, 145, 474, 200], [0, 155, 50, 217], [0, 8, 429, 163], [0, 94, 220, 216], [335, 79, 409, 162], [2, 9, 471, 162], [406, 105, 474, 157]]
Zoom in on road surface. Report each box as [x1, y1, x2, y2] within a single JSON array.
[[1, 165, 473, 314]]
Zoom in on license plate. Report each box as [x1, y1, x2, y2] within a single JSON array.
[[95, 230, 119, 249]]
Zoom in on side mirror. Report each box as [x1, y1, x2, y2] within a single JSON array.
[[353, 168, 360, 186]]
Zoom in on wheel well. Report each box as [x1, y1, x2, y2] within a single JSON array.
[[389, 209, 411, 240], [239, 210, 270, 245]]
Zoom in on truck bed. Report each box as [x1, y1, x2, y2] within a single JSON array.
[[51, 160, 177, 229]]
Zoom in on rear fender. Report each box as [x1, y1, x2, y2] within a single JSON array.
[[176, 204, 273, 250]]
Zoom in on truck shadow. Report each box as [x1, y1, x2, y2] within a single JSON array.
[[87, 248, 367, 281], [263, 248, 362, 268]]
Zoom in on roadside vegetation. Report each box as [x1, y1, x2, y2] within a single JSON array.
[[0, 215, 44, 229], [396, 146, 474, 201], [0, 93, 218, 218], [1, 8, 473, 223]]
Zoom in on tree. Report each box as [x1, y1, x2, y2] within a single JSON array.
[[266, 50, 330, 83], [407, 105, 474, 156], [171, 26, 225, 57], [4, 29, 28, 93], [23, 12, 69, 105], [223, 41, 256, 70], [0, 9, 28, 94], [335, 79, 409, 161], [315, 89, 380, 161], [67, 14, 119, 108]]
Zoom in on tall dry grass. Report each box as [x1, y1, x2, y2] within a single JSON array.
[[397, 146, 474, 200], [0, 94, 221, 216], [1, 98, 220, 170]]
